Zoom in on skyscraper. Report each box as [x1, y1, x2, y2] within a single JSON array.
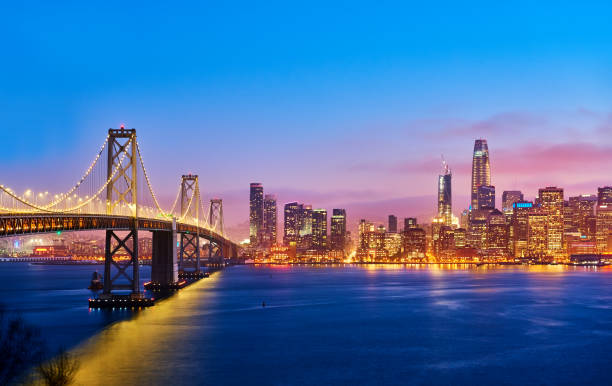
[[597, 186, 612, 205], [283, 202, 301, 246], [263, 194, 277, 247], [298, 204, 313, 250], [438, 161, 452, 225], [388, 215, 398, 233], [538, 186, 564, 256], [249, 183, 264, 246], [330, 209, 347, 252], [471, 139, 491, 210], [477, 185, 496, 210], [312, 209, 328, 250]]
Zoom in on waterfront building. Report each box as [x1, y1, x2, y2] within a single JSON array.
[[527, 209, 548, 260], [538, 187, 564, 257], [312, 209, 328, 250], [330, 209, 347, 252], [567, 195, 597, 238], [283, 202, 301, 246], [438, 161, 452, 226], [477, 185, 496, 210], [388, 215, 398, 233], [249, 183, 264, 246], [298, 205, 313, 251], [402, 227, 426, 259], [357, 220, 386, 261], [471, 139, 491, 210], [510, 201, 533, 258], [596, 203, 612, 254], [262, 194, 277, 247], [486, 209, 509, 257], [384, 232, 402, 257]]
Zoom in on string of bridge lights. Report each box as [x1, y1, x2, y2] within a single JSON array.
[[0, 138, 131, 214], [0, 132, 226, 237]]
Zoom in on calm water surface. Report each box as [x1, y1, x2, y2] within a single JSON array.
[[2, 263, 612, 385]]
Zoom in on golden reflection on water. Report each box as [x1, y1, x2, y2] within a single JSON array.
[[70, 273, 221, 386]]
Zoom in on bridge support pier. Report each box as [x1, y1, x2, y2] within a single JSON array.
[[151, 230, 178, 286]]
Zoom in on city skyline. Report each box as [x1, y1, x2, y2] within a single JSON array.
[[2, 3, 612, 240]]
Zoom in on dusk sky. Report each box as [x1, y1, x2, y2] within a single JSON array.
[[2, 1, 612, 238]]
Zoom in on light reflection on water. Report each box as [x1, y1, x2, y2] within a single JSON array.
[[68, 265, 612, 385]]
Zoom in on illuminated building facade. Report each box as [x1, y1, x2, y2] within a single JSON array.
[[298, 205, 313, 251], [249, 183, 264, 246], [471, 139, 491, 210], [384, 232, 402, 257], [510, 201, 533, 257], [527, 210, 548, 259], [404, 217, 417, 230], [283, 202, 301, 246], [330, 209, 347, 252], [477, 185, 495, 210], [312, 209, 328, 250], [567, 195, 597, 238], [357, 220, 386, 261], [438, 161, 452, 225], [403, 227, 426, 259], [596, 203, 612, 254], [598, 186, 612, 205], [388, 215, 398, 233], [486, 209, 509, 256], [262, 194, 277, 247], [538, 187, 564, 256], [502, 190, 523, 216]]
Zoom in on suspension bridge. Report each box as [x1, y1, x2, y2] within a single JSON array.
[[0, 127, 241, 307]]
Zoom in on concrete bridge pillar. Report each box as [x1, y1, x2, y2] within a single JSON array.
[[151, 230, 178, 285]]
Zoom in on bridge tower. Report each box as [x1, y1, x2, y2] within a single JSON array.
[[179, 174, 201, 274], [208, 198, 225, 265], [102, 127, 141, 296]]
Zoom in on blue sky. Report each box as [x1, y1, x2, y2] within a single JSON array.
[[2, 1, 612, 235]]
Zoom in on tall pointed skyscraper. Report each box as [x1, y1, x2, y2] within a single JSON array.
[[438, 160, 452, 226], [471, 139, 491, 210]]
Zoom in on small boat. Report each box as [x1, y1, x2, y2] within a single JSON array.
[[88, 271, 103, 290]]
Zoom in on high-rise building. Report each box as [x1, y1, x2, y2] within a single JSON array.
[[404, 217, 417, 231], [330, 209, 347, 252], [486, 209, 509, 256], [527, 209, 548, 259], [262, 194, 277, 247], [471, 139, 491, 210], [477, 185, 495, 210], [298, 205, 313, 250], [249, 183, 264, 246], [388, 215, 398, 233], [538, 187, 564, 256], [283, 202, 301, 246], [403, 227, 426, 258], [596, 203, 612, 254], [598, 187, 612, 205], [567, 195, 597, 238], [312, 209, 328, 250], [357, 220, 386, 261], [438, 161, 452, 226], [502, 191, 524, 215], [510, 201, 533, 257]]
